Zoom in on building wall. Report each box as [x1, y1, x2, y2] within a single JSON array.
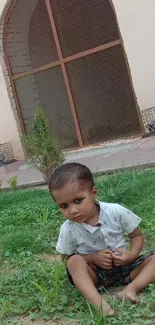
[[0, 62, 24, 159], [0, 0, 155, 158], [113, 0, 155, 111], [0, 0, 24, 159]]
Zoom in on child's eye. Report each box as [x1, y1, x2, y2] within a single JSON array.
[[74, 198, 84, 204], [59, 204, 68, 209]]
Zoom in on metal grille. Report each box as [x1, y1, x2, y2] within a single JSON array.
[[66, 45, 142, 145], [15, 68, 79, 149], [0, 142, 15, 161], [141, 107, 155, 132], [29, 0, 59, 69], [51, 0, 119, 57], [6, 0, 58, 74]]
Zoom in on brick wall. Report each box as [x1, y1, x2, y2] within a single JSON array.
[[6, 0, 37, 74]]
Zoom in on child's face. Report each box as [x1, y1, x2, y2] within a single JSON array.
[[52, 181, 98, 223]]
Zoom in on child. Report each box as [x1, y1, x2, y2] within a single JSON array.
[[49, 163, 155, 317]]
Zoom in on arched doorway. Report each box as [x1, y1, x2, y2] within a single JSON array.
[[3, 0, 143, 149]]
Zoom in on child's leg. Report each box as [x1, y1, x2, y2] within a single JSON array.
[[67, 255, 114, 316], [117, 253, 155, 303]]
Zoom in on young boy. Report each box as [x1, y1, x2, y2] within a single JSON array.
[[49, 163, 155, 317]]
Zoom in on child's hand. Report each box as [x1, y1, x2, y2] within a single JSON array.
[[94, 250, 113, 269], [112, 248, 135, 266]]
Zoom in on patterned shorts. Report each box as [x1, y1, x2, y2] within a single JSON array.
[[67, 252, 154, 287]]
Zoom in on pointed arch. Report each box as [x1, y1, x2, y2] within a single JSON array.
[[2, 0, 144, 149]]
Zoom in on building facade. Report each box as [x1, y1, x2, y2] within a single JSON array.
[[0, 0, 155, 159]]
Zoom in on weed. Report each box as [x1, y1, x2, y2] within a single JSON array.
[[22, 109, 64, 183], [87, 303, 107, 325], [8, 176, 18, 192]]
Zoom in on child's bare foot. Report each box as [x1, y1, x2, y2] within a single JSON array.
[[117, 289, 139, 304], [105, 308, 115, 317], [101, 299, 115, 317]]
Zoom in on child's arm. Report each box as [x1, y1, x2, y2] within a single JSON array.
[[112, 227, 144, 266], [129, 227, 144, 257]]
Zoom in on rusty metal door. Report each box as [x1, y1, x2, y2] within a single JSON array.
[[4, 0, 143, 149]]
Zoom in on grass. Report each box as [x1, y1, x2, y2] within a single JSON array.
[[0, 169, 155, 324]]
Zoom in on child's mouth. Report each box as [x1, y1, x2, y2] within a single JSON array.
[[74, 216, 82, 221]]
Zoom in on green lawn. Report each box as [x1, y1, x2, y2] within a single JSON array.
[[0, 169, 155, 325]]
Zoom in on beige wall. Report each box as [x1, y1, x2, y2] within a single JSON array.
[[113, 0, 155, 111], [0, 61, 24, 159], [0, 0, 24, 159], [0, 0, 6, 15]]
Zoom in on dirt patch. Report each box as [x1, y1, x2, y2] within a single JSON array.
[[41, 253, 61, 263], [106, 286, 145, 301], [0, 261, 19, 277], [11, 316, 79, 325], [104, 285, 123, 297], [7, 267, 19, 276]]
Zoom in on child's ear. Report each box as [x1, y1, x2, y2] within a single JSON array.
[[92, 186, 98, 198]]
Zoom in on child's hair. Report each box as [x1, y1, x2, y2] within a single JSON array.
[[49, 162, 94, 193]]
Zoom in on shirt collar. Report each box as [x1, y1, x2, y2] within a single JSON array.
[[81, 201, 102, 234]]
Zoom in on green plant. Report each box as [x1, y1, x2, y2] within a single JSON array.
[[0, 179, 2, 191], [8, 176, 18, 192], [87, 303, 107, 325], [22, 109, 64, 183]]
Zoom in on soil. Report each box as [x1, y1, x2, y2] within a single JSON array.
[[9, 317, 79, 325]]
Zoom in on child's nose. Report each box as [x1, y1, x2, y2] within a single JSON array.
[[70, 206, 79, 215]]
